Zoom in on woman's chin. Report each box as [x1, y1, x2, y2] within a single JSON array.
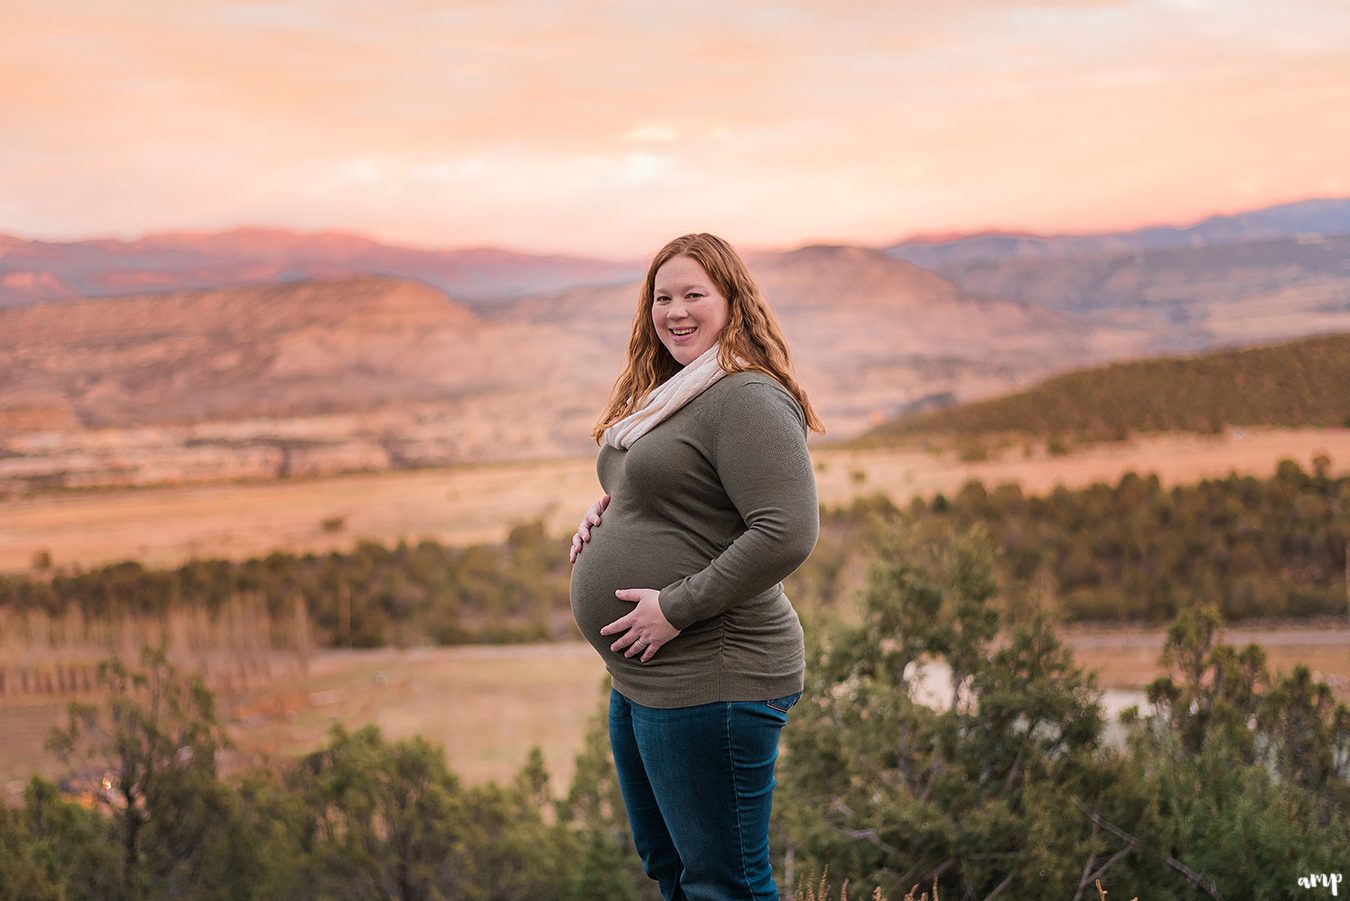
[[668, 344, 712, 367], [663, 346, 692, 367]]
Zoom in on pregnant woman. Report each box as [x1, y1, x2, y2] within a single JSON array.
[[569, 233, 824, 900]]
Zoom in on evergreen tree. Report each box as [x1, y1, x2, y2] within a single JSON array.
[[778, 524, 1106, 897], [45, 647, 255, 900]]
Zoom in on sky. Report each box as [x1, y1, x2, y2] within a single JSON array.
[[2, 0, 1348, 257]]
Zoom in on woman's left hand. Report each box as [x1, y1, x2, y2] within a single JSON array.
[[601, 588, 681, 663]]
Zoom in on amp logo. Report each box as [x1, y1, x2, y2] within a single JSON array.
[[1298, 872, 1343, 896]]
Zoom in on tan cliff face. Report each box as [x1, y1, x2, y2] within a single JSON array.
[[5, 232, 1350, 495], [1, 278, 483, 422], [0, 255, 1082, 491], [748, 245, 1092, 425]]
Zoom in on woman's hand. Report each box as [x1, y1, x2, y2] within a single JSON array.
[[569, 493, 611, 563], [601, 588, 681, 663]]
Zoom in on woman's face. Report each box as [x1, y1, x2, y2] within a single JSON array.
[[651, 254, 730, 367]]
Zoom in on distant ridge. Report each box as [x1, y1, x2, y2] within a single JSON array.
[[0, 227, 643, 311], [885, 197, 1350, 268], [4, 197, 1348, 312], [855, 331, 1350, 447]]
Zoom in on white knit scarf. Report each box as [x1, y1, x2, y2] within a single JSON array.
[[603, 344, 730, 449]]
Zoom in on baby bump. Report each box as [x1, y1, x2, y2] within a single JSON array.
[[569, 516, 713, 651]]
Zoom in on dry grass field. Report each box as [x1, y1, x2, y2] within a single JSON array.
[[2, 427, 1347, 573], [225, 643, 606, 791], [3, 628, 1346, 805], [0, 456, 604, 572], [0, 642, 605, 803]]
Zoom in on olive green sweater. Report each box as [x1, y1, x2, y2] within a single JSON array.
[[569, 372, 818, 708]]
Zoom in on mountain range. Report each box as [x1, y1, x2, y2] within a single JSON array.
[[2, 197, 1348, 494], [885, 197, 1350, 267], [0, 228, 642, 312]]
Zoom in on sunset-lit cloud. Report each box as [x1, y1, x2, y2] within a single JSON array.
[[1, 0, 1346, 255]]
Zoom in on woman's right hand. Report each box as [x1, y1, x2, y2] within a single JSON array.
[[569, 494, 611, 563]]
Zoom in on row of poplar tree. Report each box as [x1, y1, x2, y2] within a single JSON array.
[[3, 457, 1348, 649]]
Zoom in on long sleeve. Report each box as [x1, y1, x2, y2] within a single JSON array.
[[657, 377, 819, 630]]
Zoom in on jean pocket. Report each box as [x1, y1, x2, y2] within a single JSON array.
[[765, 691, 803, 713]]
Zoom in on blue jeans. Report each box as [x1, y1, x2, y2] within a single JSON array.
[[609, 687, 802, 901]]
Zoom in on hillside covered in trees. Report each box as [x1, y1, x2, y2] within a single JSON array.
[[856, 456, 1350, 622], [855, 330, 1350, 448]]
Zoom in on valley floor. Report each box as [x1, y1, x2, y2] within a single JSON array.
[[2, 427, 1348, 572]]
